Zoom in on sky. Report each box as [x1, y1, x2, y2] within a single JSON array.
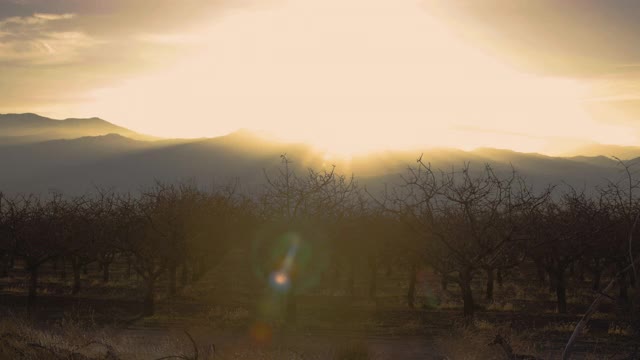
[[1, 0, 640, 155]]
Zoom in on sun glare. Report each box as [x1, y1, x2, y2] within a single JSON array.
[[73, 0, 636, 155], [274, 272, 288, 286]]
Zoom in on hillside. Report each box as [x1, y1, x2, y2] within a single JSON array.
[[562, 143, 640, 160], [0, 113, 635, 195], [0, 113, 156, 144]]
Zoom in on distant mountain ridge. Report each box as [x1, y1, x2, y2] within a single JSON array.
[[562, 143, 640, 161], [0, 113, 636, 195], [0, 113, 156, 144]]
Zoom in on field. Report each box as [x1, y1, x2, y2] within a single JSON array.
[[0, 247, 637, 360]]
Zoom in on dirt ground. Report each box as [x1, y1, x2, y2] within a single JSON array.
[[0, 253, 637, 359]]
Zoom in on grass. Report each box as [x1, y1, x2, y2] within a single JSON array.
[[435, 327, 505, 360], [1, 264, 638, 359], [0, 313, 383, 359], [0, 312, 117, 359], [332, 340, 373, 360], [0, 301, 636, 359], [204, 305, 251, 328], [541, 321, 584, 334], [608, 323, 633, 336], [434, 325, 549, 360], [486, 301, 515, 312]]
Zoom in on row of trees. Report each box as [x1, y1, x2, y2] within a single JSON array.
[[0, 183, 250, 315], [383, 157, 639, 319], [0, 155, 638, 326]]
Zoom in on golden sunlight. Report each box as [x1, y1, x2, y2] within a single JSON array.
[[4, 2, 640, 354], [76, 0, 634, 156]]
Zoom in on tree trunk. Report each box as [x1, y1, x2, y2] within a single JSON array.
[[556, 269, 568, 314], [368, 256, 377, 300], [534, 259, 546, 286], [59, 257, 66, 280], [592, 269, 602, 291], [143, 276, 156, 317], [548, 268, 557, 293], [180, 262, 188, 288], [71, 257, 82, 295], [346, 261, 355, 296], [459, 268, 475, 321], [486, 268, 495, 301], [537, 265, 546, 286], [496, 269, 503, 287], [191, 259, 206, 282], [168, 263, 177, 296], [407, 262, 417, 308], [27, 266, 38, 308], [0, 255, 8, 278], [619, 273, 629, 305], [102, 262, 110, 283], [332, 259, 341, 290], [126, 257, 132, 280], [441, 274, 448, 291], [191, 260, 199, 282]]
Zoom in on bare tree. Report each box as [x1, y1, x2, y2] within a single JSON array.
[[563, 159, 640, 359], [115, 194, 167, 316], [4, 194, 81, 307], [530, 188, 611, 314], [378, 157, 547, 319], [0, 192, 13, 279], [261, 154, 357, 324]]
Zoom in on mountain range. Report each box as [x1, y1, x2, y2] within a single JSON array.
[[0, 113, 638, 195]]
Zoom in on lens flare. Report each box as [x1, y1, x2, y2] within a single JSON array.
[[275, 272, 287, 285], [270, 271, 290, 290], [266, 233, 302, 292]]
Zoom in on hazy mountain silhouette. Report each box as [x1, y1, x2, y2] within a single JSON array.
[[0, 113, 156, 144], [563, 143, 640, 160], [0, 128, 318, 194], [0, 113, 634, 195], [0, 134, 190, 180]]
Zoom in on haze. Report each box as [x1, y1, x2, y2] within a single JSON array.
[[3, 3, 640, 358], [1, 0, 640, 155]]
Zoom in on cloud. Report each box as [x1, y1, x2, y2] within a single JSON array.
[[0, 0, 268, 111], [33, 13, 75, 21], [74, 0, 637, 153], [2, 0, 639, 153], [0, 12, 97, 65], [0, 12, 75, 26], [0, 1, 270, 35]]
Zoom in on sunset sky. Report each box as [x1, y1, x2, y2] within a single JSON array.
[[1, 0, 639, 155]]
